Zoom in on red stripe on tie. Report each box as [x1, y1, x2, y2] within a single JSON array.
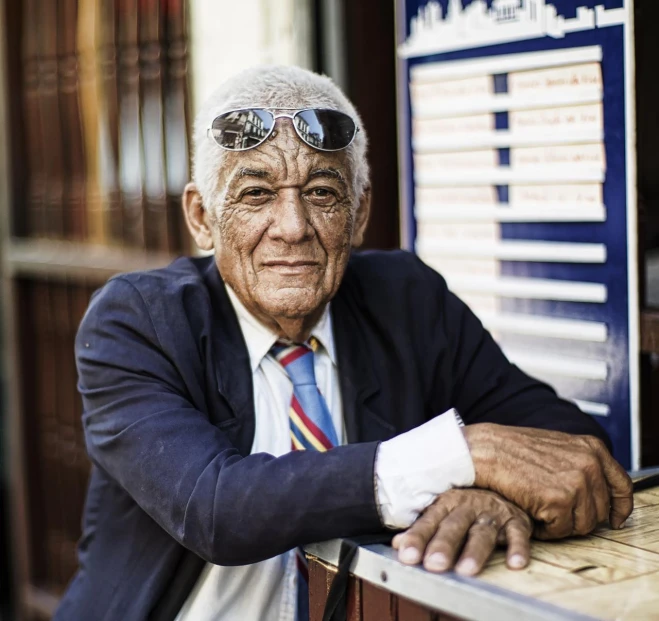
[[279, 346, 308, 368], [291, 396, 334, 450]]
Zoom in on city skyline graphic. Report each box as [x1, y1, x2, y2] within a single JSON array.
[[399, 0, 626, 57]]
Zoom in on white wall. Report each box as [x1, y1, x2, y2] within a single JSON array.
[[189, 0, 314, 114]]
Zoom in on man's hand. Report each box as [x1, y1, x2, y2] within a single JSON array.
[[464, 424, 634, 539], [392, 489, 532, 576]]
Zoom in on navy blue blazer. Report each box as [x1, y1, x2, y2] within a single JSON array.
[[55, 251, 609, 621]]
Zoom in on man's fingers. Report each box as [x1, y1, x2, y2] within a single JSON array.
[[590, 439, 634, 529], [592, 473, 610, 527], [422, 508, 473, 572], [572, 485, 598, 536], [609, 484, 634, 529], [395, 504, 450, 565], [454, 515, 499, 576], [535, 497, 574, 540], [503, 519, 531, 570]]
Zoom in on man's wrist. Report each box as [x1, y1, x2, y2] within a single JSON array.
[[375, 409, 475, 529], [463, 423, 500, 490]]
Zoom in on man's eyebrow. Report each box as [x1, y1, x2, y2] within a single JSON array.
[[307, 168, 346, 184], [237, 168, 272, 179]]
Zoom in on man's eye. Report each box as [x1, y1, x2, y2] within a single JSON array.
[[245, 189, 267, 197], [241, 188, 272, 203], [307, 188, 337, 201]]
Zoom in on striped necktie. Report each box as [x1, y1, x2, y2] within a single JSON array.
[[271, 338, 338, 621]]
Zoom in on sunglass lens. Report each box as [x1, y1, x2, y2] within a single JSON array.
[[210, 109, 274, 150], [294, 109, 356, 151]]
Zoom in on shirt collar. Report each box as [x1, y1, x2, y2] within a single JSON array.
[[225, 284, 336, 372], [310, 299, 336, 364]]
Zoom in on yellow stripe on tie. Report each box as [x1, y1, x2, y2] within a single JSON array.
[[289, 407, 328, 452], [308, 336, 320, 353], [291, 432, 305, 451]]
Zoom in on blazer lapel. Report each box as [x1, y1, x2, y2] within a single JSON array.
[[332, 290, 396, 444], [202, 259, 255, 454]]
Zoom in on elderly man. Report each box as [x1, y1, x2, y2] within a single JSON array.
[[55, 66, 632, 621]]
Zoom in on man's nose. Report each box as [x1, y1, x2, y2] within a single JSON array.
[[267, 190, 314, 243]]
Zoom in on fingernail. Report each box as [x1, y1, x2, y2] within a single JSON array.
[[456, 559, 478, 575], [618, 521, 627, 530], [399, 547, 421, 564], [424, 553, 449, 571], [509, 554, 526, 569]]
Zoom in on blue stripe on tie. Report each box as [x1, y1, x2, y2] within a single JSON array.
[[285, 353, 316, 386], [297, 576, 309, 621]]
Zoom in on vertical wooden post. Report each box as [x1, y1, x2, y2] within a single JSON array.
[[362, 580, 396, 621], [308, 556, 332, 621]]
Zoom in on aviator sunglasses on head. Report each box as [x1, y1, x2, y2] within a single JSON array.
[[207, 108, 359, 152]]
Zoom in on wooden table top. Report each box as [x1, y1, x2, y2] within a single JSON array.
[[476, 485, 659, 620]]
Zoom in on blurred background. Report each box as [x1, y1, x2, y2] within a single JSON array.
[[0, 0, 658, 620]]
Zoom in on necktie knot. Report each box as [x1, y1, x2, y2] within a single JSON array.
[[271, 341, 317, 387]]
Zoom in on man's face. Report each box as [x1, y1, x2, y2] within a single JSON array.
[[206, 119, 368, 326]]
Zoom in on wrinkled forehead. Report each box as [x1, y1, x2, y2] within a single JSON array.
[[218, 120, 353, 190]]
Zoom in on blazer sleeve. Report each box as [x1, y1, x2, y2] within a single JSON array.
[[76, 277, 382, 566], [416, 259, 612, 450]]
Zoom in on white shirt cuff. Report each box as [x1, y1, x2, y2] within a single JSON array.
[[374, 409, 475, 529]]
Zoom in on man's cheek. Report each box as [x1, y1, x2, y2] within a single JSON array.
[[316, 211, 352, 247], [220, 210, 264, 250]]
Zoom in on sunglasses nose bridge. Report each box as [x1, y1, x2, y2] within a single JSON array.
[[272, 111, 297, 121], [271, 114, 296, 129], [270, 115, 307, 147]]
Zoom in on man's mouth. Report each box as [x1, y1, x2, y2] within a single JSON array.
[[262, 260, 319, 274]]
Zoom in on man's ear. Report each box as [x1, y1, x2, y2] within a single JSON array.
[[182, 182, 214, 251], [351, 186, 372, 248]]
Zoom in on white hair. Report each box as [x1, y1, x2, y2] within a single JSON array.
[[192, 65, 370, 212]]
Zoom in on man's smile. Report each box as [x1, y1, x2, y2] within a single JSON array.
[[261, 260, 320, 275]]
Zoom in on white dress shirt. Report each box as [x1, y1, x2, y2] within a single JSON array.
[[176, 285, 474, 621]]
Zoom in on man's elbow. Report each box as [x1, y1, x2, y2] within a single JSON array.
[[181, 526, 277, 567]]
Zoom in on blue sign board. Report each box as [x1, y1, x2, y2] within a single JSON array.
[[395, 0, 638, 467]]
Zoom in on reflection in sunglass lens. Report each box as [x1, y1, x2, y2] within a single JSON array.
[[210, 109, 275, 150], [294, 109, 356, 151]]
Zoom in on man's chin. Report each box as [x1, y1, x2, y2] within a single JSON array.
[[257, 287, 328, 321]]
